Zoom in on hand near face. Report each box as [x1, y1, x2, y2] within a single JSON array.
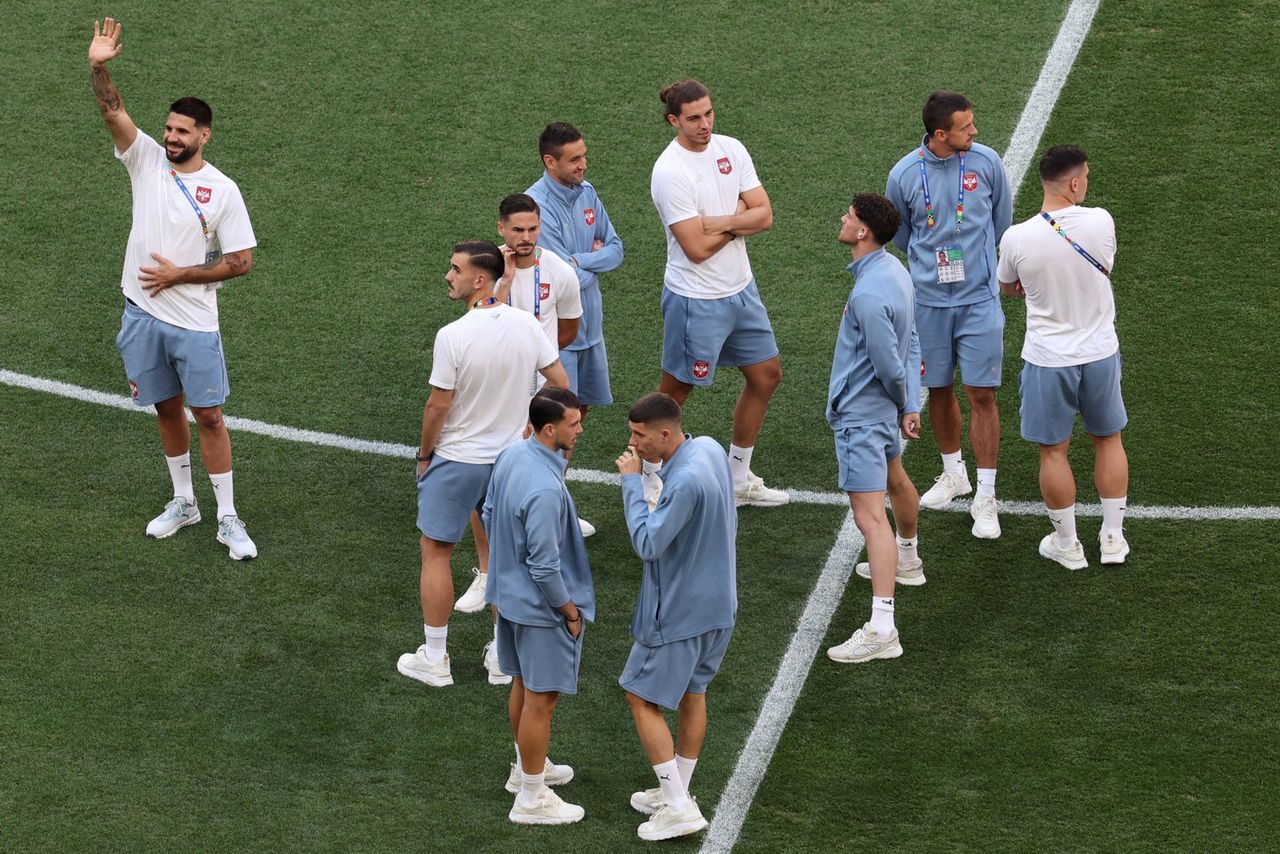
[[615, 445, 642, 476]]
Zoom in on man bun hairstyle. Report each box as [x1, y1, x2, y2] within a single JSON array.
[[659, 79, 711, 119], [628, 392, 683, 427], [170, 97, 213, 128], [539, 122, 583, 160], [530, 387, 583, 432], [1039, 144, 1089, 183], [452, 239, 505, 283], [851, 193, 902, 247], [499, 192, 541, 220], [922, 90, 972, 136]]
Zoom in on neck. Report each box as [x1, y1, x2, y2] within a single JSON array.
[[169, 155, 204, 174], [660, 432, 687, 463], [548, 170, 573, 189], [925, 137, 954, 159], [470, 291, 498, 309], [534, 431, 560, 453], [514, 250, 537, 270], [1040, 190, 1076, 212], [676, 135, 707, 153], [850, 241, 881, 262]]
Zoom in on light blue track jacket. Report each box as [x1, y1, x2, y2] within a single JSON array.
[[526, 172, 624, 350], [828, 250, 922, 428], [619, 436, 737, 646], [483, 437, 595, 627], [885, 137, 1012, 307]]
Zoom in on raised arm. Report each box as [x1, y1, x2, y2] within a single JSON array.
[[88, 18, 138, 153]]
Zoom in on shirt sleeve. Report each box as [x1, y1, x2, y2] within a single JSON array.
[[996, 230, 1019, 284], [990, 157, 1013, 245], [523, 489, 571, 608], [533, 318, 559, 370], [651, 160, 700, 227], [115, 131, 165, 178], [428, 327, 457, 390], [852, 291, 908, 411], [733, 139, 762, 194], [214, 182, 257, 254], [552, 254, 583, 319]]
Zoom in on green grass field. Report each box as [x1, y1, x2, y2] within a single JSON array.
[[3, 0, 1279, 850]]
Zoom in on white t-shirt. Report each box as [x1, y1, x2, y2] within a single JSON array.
[[504, 247, 583, 344], [115, 132, 257, 332], [997, 205, 1118, 367], [650, 134, 761, 299], [429, 304, 559, 464]]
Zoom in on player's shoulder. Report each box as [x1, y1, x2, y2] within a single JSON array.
[[539, 247, 575, 276], [711, 133, 747, 153], [969, 143, 1006, 174]]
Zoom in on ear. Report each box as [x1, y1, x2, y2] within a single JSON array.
[[541, 153, 556, 171], [200, 126, 212, 145], [666, 113, 679, 129]]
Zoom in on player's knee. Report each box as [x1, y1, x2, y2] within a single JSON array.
[[625, 691, 656, 714], [965, 386, 997, 410], [748, 360, 783, 393], [192, 407, 225, 432]]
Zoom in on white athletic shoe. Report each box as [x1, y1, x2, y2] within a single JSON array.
[[483, 640, 511, 686], [396, 646, 453, 687], [508, 787, 585, 825], [969, 495, 1001, 539], [578, 517, 596, 538], [734, 472, 790, 507], [827, 624, 903, 664], [1100, 531, 1130, 565], [919, 469, 972, 509], [855, 557, 926, 587], [637, 800, 708, 841], [505, 758, 575, 793], [630, 786, 666, 816], [216, 515, 258, 560], [1039, 533, 1088, 570], [641, 472, 663, 511], [453, 568, 488, 613], [146, 496, 201, 539]]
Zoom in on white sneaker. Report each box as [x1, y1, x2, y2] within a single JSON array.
[[1039, 533, 1087, 570], [1100, 531, 1130, 565], [969, 495, 1001, 539], [484, 640, 511, 686], [855, 557, 926, 587], [578, 517, 596, 538], [734, 472, 790, 507], [146, 496, 200, 538], [630, 786, 666, 815], [641, 472, 663, 511], [396, 646, 453, 687], [505, 758, 575, 793], [919, 469, 972, 509], [827, 624, 903, 663], [508, 786, 585, 825], [453, 568, 488, 613], [216, 515, 258, 560], [637, 800, 707, 841]]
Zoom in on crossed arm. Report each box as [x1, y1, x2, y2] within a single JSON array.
[[668, 186, 773, 264]]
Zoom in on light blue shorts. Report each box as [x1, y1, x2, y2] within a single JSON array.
[[116, 301, 229, 407], [1019, 353, 1127, 445], [496, 614, 583, 695], [834, 419, 903, 493], [916, 298, 1004, 388], [560, 341, 612, 406], [415, 458, 492, 543], [661, 280, 779, 386], [619, 626, 734, 710]]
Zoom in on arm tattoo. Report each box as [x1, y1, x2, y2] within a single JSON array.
[[91, 65, 122, 113], [197, 258, 223, 271]]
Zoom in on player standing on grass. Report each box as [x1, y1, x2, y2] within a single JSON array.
[[826, 195, 924, 665], [89, 18, 259, 560], [397, 241, 568, 688], [484, 388, 594, 825], [649, 79, 787, 509], [614, 393, 736, 842], [886, 91, 1012, 539], [998, 145, 1129, 570]]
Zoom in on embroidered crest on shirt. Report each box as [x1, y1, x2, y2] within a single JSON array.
[[583, 207, 595, 226], [692, 360, 710, 379], [539, 280, 551, 301], [717, 157, 732, 175], [195, 186, 213, 204], [962, 173, 978, 193]]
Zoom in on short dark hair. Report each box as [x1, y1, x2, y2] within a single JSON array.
[[539, 122, 583, 160], [169, 97, 213, 128], [628, 392, 683, 427], [659, 79, 711, 119], [922, 91, 972, 137], [452, 239, 504, 283], [1039, 144, 1089, 182], [530, 387, 582, 431], [851, 193, 902, 246], [499, 193, 540, 220]]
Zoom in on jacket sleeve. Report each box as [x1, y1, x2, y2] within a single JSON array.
[[573, 197, 624, 275], [523, 489, 571, 608], [852, 291, 908, 412], [885, 168, 913, 255], [620, 473, 695, 562]]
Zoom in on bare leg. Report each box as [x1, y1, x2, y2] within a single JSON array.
[[731, 357, 782, 447], [1038, 439, 1075, 509], [928, 385, 962, 455], [469, 511, 489, 572], [626, 692, 676, 766], [190, 404, 232, 474], [419, 535, 456, 627], [1090, 432, 1128, 498], [154, 395, 190, 457], [674, 692, 708, 761], [850, 491, 895, 598], [515, 684, 559, 776], [509, 676, 525, 743], [886, 457, 919, 539], [964, 385, 1000, 470], [658, 372, 693, 408]]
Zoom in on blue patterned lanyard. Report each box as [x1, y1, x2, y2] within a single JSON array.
[[1039, 212, 1110, 277], [507, 248, 543, 319], [917, 148, 965, 231], [166, 164, 209, 239]]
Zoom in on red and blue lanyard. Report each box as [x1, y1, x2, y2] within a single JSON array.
[[507, 247, 542, 319], [1039, 212, 1110, 277], [166, 164, 209, 239], [918, 148, 964, 231]]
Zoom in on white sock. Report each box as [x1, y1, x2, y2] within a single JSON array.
[[870, 596, 895, 636], [728, 444, 753, 485], [941, 450, 964, 476], [423, 624, 447, 663], [675, 754, 697, 790], [209, 470, 237, 519], [1101, 497, 1127, 537], [519, 770, 545, 807], [1047, 505, 1077, 548], [166, 452, 195, 502], [896, 534, 918, 563], [642, 459, 662, 476], [976, 468, 997, 499], [653, 758, 689, 811]]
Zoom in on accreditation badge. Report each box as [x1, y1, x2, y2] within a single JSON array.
[[936, 245, 965, 284]]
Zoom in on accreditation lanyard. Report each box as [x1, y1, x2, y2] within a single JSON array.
[[507, 248, 543, 319], [166, 164, 210, 240], [1039, 212, 1110, 277], [917, 148, 965, 231]]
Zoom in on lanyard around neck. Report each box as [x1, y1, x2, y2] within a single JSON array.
[[917, 148, 964, 231], [166, 164, 209, 239], [507, 247, 542, 319], [1039, 212, 1110, 277]]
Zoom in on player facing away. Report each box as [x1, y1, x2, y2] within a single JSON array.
[[649, 79, 788, 508], [615, 393, 737, 841], [89, 18, 259, 560], [483, 388, 595, 825], [998, 145, 1129, 570], [826, 195, 925, 664], [886, 91, 1012, 539], [397, 241, 568, 688]]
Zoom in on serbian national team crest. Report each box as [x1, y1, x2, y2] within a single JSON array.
[[717, 157, 732, 175], [962, 173, 979, 193], [539, 281, 551, 301], [195, 186, 213, 204], [583, 207, 596, 226], [128, 379, 139, 399], [692, 360, 710, 379]]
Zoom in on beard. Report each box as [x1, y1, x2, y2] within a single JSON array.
[[167, 140, 200, 164]]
